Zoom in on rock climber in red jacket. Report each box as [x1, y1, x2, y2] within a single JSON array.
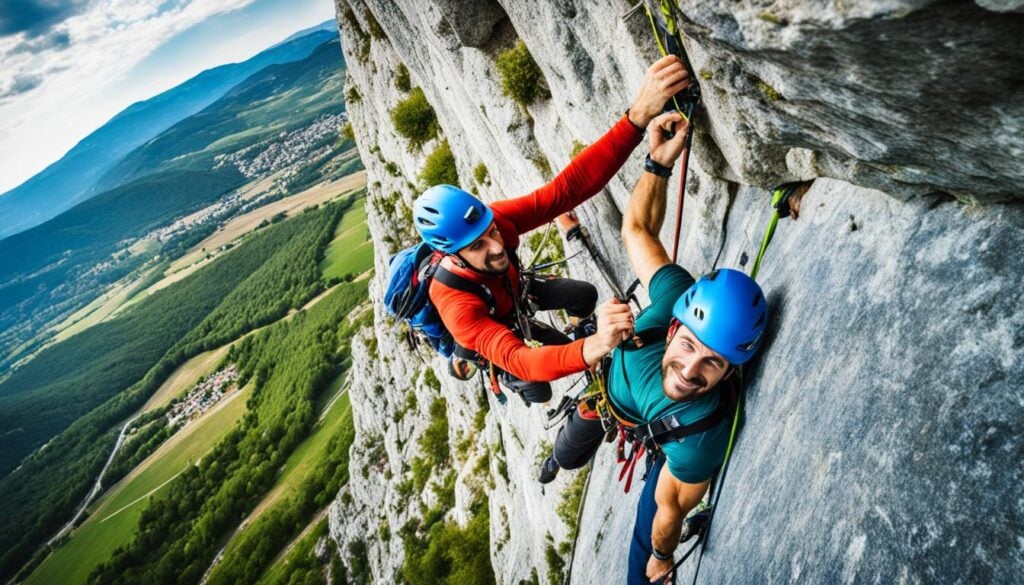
[[412, 55, 691, 403]]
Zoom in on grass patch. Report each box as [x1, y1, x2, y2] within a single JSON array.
[[391, 87, 439, 151], [557, 466, 589, 537], [545, 533, 566, 585], [346, 85, 361, 104], [496, 40, 550, 106], [756, 80, 783, 101], [400, 499, 494, 585], [530, 154, 552, 180], [569, 140, 587, 159]]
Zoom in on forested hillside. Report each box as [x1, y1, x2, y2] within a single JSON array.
[[90, 280, 368, 584], [0, 197, 361, 583], [0, 167, 246, 371]]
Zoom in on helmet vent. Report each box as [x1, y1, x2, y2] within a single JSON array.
[[417, 218, 436, 227], [423, 206, 439, 214], [754, 310, 765, 328], [752, 293, 762, 307], [693, 307, 705, 320]]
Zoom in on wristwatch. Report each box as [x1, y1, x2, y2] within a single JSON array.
[[652, 546, 673, 561], [644, 154, 673, 178]]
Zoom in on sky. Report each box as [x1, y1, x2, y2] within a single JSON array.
[[0, 0, 337, 194]]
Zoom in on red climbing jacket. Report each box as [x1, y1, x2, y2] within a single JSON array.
[[429, 115, 644, 382]]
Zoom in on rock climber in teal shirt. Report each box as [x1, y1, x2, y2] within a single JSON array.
[[540, 103, 769, 584]]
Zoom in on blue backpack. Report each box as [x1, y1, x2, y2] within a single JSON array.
[[384, 242, 498, 357]]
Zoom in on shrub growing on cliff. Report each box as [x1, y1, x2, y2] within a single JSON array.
[[419, 140, 459, 188], [496, 40, 551, 106], [391, 87, 439, 151], [473, 162, 489, 186], [401, 499, 495, 585], [394, 63, 411, 92]]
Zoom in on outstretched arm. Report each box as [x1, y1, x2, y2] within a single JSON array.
[[493, 56, 691, 235], [646, 466, 711, 582], [622, 112, 691, 290]]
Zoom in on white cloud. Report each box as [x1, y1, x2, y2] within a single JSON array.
[[0, 0, 261, 193]]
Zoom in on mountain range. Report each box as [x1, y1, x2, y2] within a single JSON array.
[[0, 22, 339, 241]]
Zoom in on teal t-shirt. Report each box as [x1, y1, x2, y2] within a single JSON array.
[[607, 264, 731, 483]]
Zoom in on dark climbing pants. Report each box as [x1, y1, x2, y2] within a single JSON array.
[[552, 408, 606, 469], [525, 274, 598, 319], [497, 276, 597, 403], [552, 414, 673, 584], [628, 454, 674, 585]]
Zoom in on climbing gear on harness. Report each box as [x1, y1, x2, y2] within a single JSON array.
[[550, 323, 739, 493], [413, 184, 494, 253], [487, 362, 508, 405], [614, 375, 738, 494], [672, 268, 768, 365], [447, 354, 478, 381], [749, 182, 801, 280]]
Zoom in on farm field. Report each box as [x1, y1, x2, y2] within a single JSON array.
[[24, 384, 252, 585], [320, 193, 373, 280], [164, 170, 367, 280], [49, 271, 150, 343]]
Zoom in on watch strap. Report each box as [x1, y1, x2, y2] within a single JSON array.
[[644, 154, 673, 178]]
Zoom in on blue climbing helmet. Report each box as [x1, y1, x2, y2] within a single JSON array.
[[671, 268, 767, 365], [413, 185, 494, 253]]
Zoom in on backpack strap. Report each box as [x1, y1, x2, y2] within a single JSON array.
[[433, 266, 496, 314]]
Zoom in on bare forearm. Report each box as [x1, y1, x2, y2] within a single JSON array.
[[622, 169, 673, 288], [651, 504, 684, 554], [623, 171, 668, 237]]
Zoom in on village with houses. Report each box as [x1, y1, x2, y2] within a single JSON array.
[[166, 364, 240, 429]]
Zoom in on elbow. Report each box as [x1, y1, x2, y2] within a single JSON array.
[[621, 217, 647, 244], [621, 215, 636, 239]]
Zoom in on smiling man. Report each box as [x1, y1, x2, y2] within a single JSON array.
[[539, 111, 768, 583], [412, 56, 691, 404]]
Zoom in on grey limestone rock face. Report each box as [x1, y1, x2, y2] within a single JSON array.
[[329, 0, 1023, 583]]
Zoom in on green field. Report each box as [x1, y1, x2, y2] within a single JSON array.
[[320, 195, 373, 280], [257, 516, 331, 585], [25, 385, 252, 585]]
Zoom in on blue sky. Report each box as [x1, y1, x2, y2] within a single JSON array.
[[0, 0, 336, 194]]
